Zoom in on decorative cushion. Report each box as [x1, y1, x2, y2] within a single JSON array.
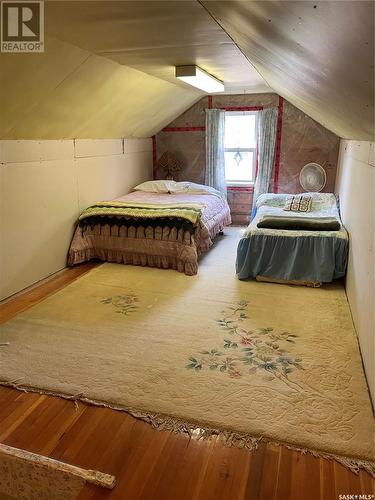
[[284, 194, 312, 212]]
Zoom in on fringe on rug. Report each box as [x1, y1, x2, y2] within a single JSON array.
[[1, 380, 374, 478]]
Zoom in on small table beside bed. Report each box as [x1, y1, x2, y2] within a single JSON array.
[[236, 193, 349, 286]]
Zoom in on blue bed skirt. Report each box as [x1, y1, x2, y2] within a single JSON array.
[[236, 234, 348, 282]]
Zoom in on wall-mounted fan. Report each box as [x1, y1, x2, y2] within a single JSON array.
[[299, 163, 327, 192]]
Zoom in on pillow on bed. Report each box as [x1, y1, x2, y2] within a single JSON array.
[[174, 182, 223, 197], [256, 193, 289, 209], [133, 180, 177, 193], [284, 195, 312, 212], [309, 192, 337, 211]]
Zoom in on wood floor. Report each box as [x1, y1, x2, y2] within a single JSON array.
[[0, 264, 374, 500]]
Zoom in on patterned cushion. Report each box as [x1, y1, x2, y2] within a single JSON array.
[[284, 195, 312, 212]]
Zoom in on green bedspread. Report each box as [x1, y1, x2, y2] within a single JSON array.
[[257, 215, 341, 231], [78, 200, 205, 227]]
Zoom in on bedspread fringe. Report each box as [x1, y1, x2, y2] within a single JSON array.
[[68, 248, 198, 275], [197, 214, 231, 254]]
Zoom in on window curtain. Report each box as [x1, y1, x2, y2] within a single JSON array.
[[251, 107, 279, 218], [205, 109, 227, 197]]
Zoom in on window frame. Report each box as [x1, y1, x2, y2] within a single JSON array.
[[224, 110, 258, 187]]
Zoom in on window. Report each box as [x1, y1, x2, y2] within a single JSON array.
[[224, 111, 257, 186]]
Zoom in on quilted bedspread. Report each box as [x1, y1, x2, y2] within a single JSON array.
[[68, 190, 231, 275]]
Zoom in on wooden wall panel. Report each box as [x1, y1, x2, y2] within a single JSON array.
[[124, 138, 153, 154], [335, 140, 375, 404], [74, 139, 123, 158], [0, 139, 152, 300], [0, 140, 74, 163], [76, 150, 152, 211], [0, 159, 78, 300]]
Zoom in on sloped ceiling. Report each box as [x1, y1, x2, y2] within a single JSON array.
[[0, 36, 200, 139], [0, 1, 373, 140], [0, 37, 200, 139], [202, 0, 375, 140], [0, 1, 269, 139], [44, 0, 268, 94]]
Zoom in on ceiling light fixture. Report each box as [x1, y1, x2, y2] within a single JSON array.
[[175, 65, 224, 93]]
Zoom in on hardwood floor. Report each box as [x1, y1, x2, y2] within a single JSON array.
[[0, 264, 374, 499]]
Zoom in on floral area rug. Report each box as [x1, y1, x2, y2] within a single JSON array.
[[0, 228, 374, 475]]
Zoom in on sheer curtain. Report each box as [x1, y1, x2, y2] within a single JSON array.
[[251, 107, 278, 218], [205, 109, 227, 197]]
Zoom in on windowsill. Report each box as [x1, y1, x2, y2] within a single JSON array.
[[227, 183, 254, 190]]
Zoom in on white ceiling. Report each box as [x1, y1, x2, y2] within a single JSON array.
[[0, 35, 201, 139], [202, 0, 374, 140], [45, 1, 269, 95], [0, 1, 373, 139]]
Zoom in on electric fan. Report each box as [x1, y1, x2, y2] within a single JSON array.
[[299, 163, 327, 192]]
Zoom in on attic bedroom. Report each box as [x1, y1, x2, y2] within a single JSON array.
[[0, 1, 374, 498]]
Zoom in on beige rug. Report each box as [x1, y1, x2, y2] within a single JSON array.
[[0, 228, 374, 475]]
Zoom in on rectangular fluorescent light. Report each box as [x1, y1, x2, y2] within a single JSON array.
[[175, 65, 224, 93]]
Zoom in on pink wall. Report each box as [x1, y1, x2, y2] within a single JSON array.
[[154, 93, 339, 225]]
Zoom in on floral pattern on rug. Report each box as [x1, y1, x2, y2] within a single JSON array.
[[100, 294, 139, 315], [187, 300, 304, 384]]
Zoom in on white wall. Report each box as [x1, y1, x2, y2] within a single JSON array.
[[335, 140, 375, 404], [0, 138, 152, 300]]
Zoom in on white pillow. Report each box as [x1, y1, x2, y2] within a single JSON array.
[[133, 180, 177, 193], [174, 182, 223, 197], [256, 193, 289, 209]]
